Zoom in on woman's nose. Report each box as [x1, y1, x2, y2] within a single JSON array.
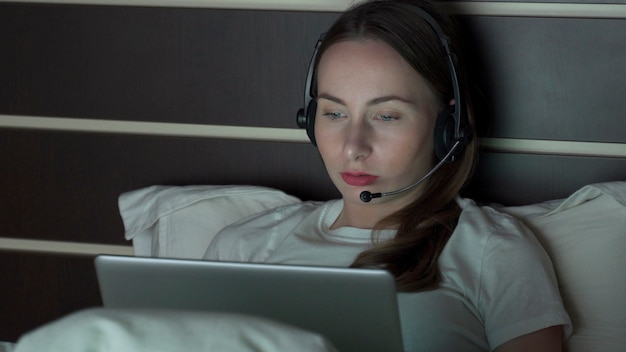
[[343, 120, 373, 161]]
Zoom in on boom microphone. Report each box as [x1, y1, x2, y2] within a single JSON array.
[[359, 141, 461, 203]]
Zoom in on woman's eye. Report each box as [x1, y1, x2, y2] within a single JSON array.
[[323, 112, 346, 119], [377, 114, 398, 122]]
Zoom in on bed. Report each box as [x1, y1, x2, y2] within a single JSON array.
[[1, 0, 625, 351]]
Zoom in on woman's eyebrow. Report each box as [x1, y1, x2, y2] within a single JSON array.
[[317, 93, 415, 106], [367, 95, 415, 106], [317, 93, 345, 105]]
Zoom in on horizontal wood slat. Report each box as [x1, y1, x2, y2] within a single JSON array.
[[2, 1, 625, 19], [3, 115, 626, 158]]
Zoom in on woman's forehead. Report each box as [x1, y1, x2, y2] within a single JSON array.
[[317, 40, 437, 106]]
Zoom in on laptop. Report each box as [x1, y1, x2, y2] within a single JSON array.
[[95, 255, 404, 352]]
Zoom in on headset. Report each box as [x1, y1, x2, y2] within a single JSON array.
[[296, 6, 471, 163]]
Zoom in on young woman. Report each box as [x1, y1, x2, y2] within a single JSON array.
[[204, 1, 571, 350]]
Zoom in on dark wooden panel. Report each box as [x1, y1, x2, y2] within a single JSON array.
[[461, 15, 626, 143], [465, 152, 626, 205], [0, 3, 338, 128], [0, 129, 338, 243], [0, 251, 102, 342]]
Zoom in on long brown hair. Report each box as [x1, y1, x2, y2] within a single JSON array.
[[313, 0, 478, 292]]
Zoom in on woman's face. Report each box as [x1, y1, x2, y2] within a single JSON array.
[[315, 39, 440, 208]]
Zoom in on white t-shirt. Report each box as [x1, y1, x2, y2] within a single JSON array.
[[203, 197, 572, 351]]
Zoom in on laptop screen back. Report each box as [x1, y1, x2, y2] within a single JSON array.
[[95, 255, 404, 352]]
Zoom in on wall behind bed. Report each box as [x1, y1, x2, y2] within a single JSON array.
[[1, 0, 625, 342]]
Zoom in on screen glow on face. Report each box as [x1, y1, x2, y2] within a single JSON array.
[[315, 39, 439, 210]]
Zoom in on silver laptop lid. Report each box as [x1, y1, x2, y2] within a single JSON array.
[[95, 255, 403, 352]]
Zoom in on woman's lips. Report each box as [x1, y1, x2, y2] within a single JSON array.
[[340, 172, 379, 187]]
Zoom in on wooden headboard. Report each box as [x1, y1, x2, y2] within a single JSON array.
[[1, 0, 625, 342]]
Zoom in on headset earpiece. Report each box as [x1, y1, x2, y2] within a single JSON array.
[[296, 108, 306, 129], [296, 100, 317, 146], [296, 35, 324, 147], [434, 105, 458, 162], [304, 101, 317, 146], [434, 104, 472, 162]]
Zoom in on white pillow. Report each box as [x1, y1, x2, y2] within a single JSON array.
[[119, 185, 301, 259], [500, 182, 626, 352], [12, 308, 338, 352]]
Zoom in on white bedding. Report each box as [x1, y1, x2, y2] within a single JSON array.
[[8, 309, 338, 352]]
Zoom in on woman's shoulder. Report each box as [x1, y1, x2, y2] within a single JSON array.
[[203, 200, 337, 261], [245, 199, 334, 223], [442, 196, 552, 283], [216, 199, 333, 237], [447, 197, 570, 347], [454, 196, 537, 245]]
